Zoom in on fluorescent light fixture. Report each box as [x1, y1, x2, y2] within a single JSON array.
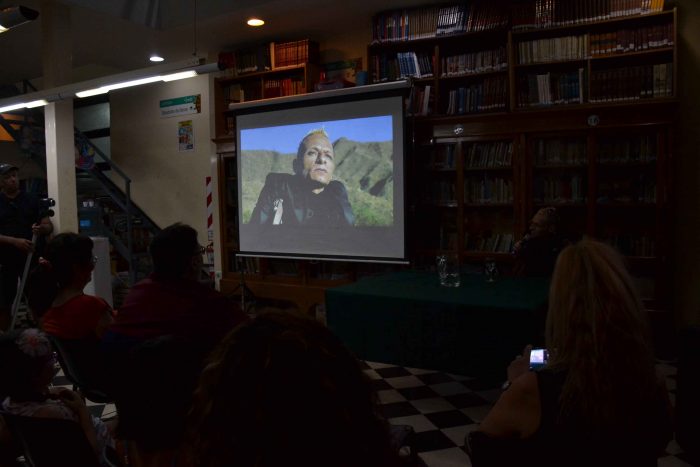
[[247, 18, 264, 26], [76, 70, 198, 98], [0, 57, 222, 110], [161, 70, 197, 81], [0, 99, 48, 113], [0, 5, 39, 33], [150, 55, 164, 62]]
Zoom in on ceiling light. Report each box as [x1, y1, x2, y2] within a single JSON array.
[[0, 99, 47, 113], [76, 70, 199, 98], [150, 55, 164, 62], [0, 5, 39, 33], [247, 18, 264, 27]]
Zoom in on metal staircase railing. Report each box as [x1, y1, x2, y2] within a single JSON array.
[[1, 99, 160, 285]]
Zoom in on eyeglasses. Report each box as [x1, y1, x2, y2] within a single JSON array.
[[91, 255, 98, 265]]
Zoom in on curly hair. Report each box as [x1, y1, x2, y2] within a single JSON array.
[[26, 233, 94, 318], [185, 310, 400, 467], [546, 238, 658, 429]]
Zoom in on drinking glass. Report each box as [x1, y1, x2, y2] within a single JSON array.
[[436, 253, 461, 287]]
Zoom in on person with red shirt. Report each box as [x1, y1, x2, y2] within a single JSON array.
[[27, 233, 114, 339]]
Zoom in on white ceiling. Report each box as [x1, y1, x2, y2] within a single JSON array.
[[0, 0, 433, 90]]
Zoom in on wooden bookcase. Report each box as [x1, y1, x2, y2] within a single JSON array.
[[213, 3, 677, 311], [374, 2, 676, 305]]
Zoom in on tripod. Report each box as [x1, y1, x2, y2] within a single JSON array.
[[9, 233, 38, 330]]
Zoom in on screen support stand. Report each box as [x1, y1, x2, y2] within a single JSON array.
[[236, 255, 256, 316]]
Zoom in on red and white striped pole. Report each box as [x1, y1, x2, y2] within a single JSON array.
[[205, 176, 215, 279]]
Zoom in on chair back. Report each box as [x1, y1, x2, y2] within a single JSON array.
[[47, 335, 113, 403], [0, 409, 100, 467]]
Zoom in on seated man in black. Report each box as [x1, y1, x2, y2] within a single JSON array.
[[250, 129, 355, 227], [513, 207, 568, 277]]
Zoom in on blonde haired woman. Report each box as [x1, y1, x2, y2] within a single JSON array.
[[469, 239, 672, 467]]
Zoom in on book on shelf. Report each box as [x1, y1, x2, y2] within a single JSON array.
[[589, 63, 672, 103], [445, 75, 508, 115], [430, 144, 457, 169], [518, 69, 585, 107], [270, 39, 319, 68], [534, 138, 587, 166], [590, 23, 673, 56], [464, 176, 514, 204], [512, 0, 666, 31], [465, 232, 514, 253], [598, 135, 656, 163], [428, 180, 457, 205], [534, 175, 586, 203], [465, 141, 513, 168], [441, 46, 508, 77], [371, 3, 507, 44], [517, 35, 589, 64], [233, 44, 271, 74], [597, 174, 656, 203], [605, 235, 656, 256], [406, 85, 433, 116]]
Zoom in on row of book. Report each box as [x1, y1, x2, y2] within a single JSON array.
[[465, 232, 515, 253], [406, 85, 433, 116], [604, 235, 656, 257], [598, 136, 656, 163], [590, 23, 674, 55], [597, 176, 656, 203], [370, 53, 433, 83], [218, 39, 317, 76], [262, 78, 306, 98], [518, 69, 585, 107], [589, 63, 673, 102], [534, 138, 587, 166], [427, 180, 457, 205], [428, 144, 457, 169], [223, 82, 262, 106], [441, 47, 508, 77], [517, 35, 589, 64], [270, 40, 319, 68], [371, 3, 508, 44], [444, 77, 508, 115], [465, 142, 513, 168], [534, 175, 586, 203], [464, 177, 514, 204], [395, 51, 434, 79], [512, 0, 666, 31]]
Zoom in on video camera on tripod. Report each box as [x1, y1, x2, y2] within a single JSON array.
[[9, 197, 56, 329]]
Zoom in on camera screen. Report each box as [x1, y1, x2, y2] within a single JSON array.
[[529, 348, 548, 370]]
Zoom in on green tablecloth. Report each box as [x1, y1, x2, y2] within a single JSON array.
[[326, 271, 550, 377]]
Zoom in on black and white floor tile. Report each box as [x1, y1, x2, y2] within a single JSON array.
[[361, 360, 695, 467], [50, 361, 693, 466]]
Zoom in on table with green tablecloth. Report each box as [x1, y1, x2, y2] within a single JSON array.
[[326, 271, 550, 377]]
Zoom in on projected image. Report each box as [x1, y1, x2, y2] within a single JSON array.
[[240, 116, 394, 228]]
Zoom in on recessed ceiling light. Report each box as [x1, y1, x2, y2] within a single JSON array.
[[150, 55, 165, 62], [247, 18, 264, 27]]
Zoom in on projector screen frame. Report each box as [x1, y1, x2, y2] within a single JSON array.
[[231, 81, 411, 265]]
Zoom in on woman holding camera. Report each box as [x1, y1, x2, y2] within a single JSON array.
[[469, 239, 672, 467]]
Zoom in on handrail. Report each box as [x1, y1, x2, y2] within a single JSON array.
[[74, 129, 132, 183]]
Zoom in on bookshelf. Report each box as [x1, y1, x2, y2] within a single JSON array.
[[382, 1, 676, 305]]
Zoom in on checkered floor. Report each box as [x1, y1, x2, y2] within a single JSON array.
[[51, 361, 694, 466]]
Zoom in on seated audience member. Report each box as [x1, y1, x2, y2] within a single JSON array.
[[0, 329, 117, 465], [185, 310, 407, 467], [26, 233, 114, 339], [512, 207, 568, 276], [102, 222, 247, 351], [469, 239, 672, 467], [102, 223, 247, 462]]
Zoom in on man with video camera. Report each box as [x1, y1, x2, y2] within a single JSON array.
[[0, 163, 53, 330]]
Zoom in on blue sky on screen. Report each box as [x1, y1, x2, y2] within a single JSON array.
[[240, 115, 393, 154]]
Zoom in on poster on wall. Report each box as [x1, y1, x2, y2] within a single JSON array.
[[178, 120, 194, 152], [160, 95, 201, 118]]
